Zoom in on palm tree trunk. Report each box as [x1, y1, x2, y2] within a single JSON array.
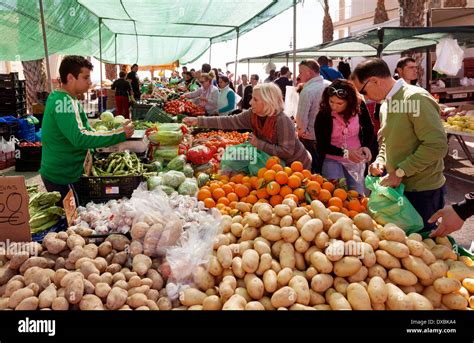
[[21, 60, 47, 113], [444, 0, 467, 7], [105, 63, 117, 81], [322, 0, 334, 43], [374, 0, 389, 24]]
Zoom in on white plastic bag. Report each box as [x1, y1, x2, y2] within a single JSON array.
[[284, 86, 299, 118], [433, 37, 464, 76]]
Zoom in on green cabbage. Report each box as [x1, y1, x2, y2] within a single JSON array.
[[162, 170, 186, 188], [183, 164, 194, 178], [178, 178, 199, 196], [147, 176, 163, 190], [100, 111, 114, 122]]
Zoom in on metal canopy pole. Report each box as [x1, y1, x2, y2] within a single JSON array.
[[39, 0, 53, 92], [209, 39, 212, 65], [114, 34, 117, 65], [99, 18, 103, 88], [292, 0, 297, 83], [235, 27, 240, 83], [248, 59, 250, 78]]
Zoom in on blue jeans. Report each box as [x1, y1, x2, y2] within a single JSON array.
[[322, 158, 365, 195]]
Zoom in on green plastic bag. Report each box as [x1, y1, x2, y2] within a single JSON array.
[[365, 176, 424, 234], [219, 142, 284, 176]]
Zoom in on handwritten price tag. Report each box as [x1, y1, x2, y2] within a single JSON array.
[[0, 176, 31, 242]]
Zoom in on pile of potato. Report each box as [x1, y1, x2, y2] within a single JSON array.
[[0, 230, 174, 311], [178, 199, 474, 310]]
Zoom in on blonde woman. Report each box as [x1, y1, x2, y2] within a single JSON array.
[[183, 83, 312, 169], [182, 72, 219, 114]]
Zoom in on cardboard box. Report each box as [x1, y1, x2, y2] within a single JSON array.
[[32, 103, 45, 115]]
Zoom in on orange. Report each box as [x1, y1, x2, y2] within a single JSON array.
[[266, 181, 281, 196], [250, 190, 258, 196], [217, 197, 230, 206], [227, 192, 239, 203], [240, 197, 247, 203], [242, 176, 250, 184], [216, 203, 226, 211], [284, 194, 299, 203], [328, 197, 344, 209], [292, 172, 305, 181], [305, 181, 321, 198], [287, 175, 302, 189], [219, 175, 229, 183], [212, 188, 226, 201], [230, 174, 244, 184], [348, 190, 359, 199], [250, 176, 259, 189], [200, 185, 211, 191], [311, 174, 324, 185], [290, 161, 304, 173], [229, 201, 238, 209], [263, 170, 276, 182], [256, 178, 266, 190], [246, 194, 258, 204], [302, 169, 312, 180], [257, 198, 269, 204], [222, 184, 234, 195], [257, 168, 267, 179], [347, 199, 362, 212], [361, 197, 369, 207], [209, 183, 220, 192], [341, 207, 350, 216], [293, 188, 306, 201], [318, 189, 332, 203], [269, 195, 283, 206], [256, 187, 269, 199], [348, 210, 359, 218], [271, 164, 284, 172], [328, 205, 341, 212], [266, 156, 281, 170], [279, 185, 293, 197], [322, 181, 335, 193], [204, 198, 216, 208], [197, 189, 212, 201], [243, 182, 253, 191], [284, 167, 293, 176], [235, 184, 250, 198], [275, 171, 289, 185], [360, 206, 367, 213], [333, 188, 348, 201]]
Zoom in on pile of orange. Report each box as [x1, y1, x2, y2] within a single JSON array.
[[197, 156, 369, 217]]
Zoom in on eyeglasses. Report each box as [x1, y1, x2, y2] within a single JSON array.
[[328, 87, 348, 98], [359, 79, 371, 95]]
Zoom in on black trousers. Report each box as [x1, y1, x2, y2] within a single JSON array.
[[299, 137, 317, 173]]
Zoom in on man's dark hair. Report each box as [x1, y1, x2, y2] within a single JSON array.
[[280, 66, 289, 75], [251, 74, 259, 81], [119, 71, 126, 78], [59, 55, 93, 84], [317, 56, 329, 66], [396, 56, 416, 71], [182, 66, 188, 71], [131, 64, 138, 69], [300, 59, 320, 73], [219, 75, 230, 84], [190, 68, 195, 72], [202, 63, 211, 73], [351, 58, 391, 83]]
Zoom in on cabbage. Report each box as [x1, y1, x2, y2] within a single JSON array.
[[114, 115, 126, 124], [95, 125, 109, 132], [178, 178, 198, 196], [100, 111, 114, 122], [147, 176, 163, 190], [159, 185, 176, 196], [162, 170, 186, 188]]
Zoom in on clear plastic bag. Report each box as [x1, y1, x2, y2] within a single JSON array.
[[284, 86, 299, 118], [433, 37, 464, 76]]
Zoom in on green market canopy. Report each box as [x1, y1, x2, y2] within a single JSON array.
[[0, 0, 299, 65]]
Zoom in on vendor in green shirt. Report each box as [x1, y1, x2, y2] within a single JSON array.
[[351, 58, 448, 233], [40, 56, 135, 199]]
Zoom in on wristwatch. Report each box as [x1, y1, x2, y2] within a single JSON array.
[[395, 168, 406, 178]]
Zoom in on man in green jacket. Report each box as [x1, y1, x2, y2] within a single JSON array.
[[40, 56, 134, 198], [351, 58, 448, 232]]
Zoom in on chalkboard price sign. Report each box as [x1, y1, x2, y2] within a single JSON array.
[[0, 176, 31, 242]]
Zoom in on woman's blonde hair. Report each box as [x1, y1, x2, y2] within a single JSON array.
[[253, 83, 285, 116], [200, 73, 214, 82]]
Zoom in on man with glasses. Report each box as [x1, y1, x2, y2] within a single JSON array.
[[296, 59, 331, 172], [242, 74, 259, 110], [352, 58, 448, 233]]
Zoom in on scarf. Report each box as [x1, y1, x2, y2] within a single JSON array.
[[251, 112, 278, 144]]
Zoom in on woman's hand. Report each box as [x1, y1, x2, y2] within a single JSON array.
[[183, 117, 198, 126], [199, 96, 208, 103], [348, 149, 365, 163], [248, 133, 259, 147]]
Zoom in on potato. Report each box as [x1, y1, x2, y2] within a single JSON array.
[[309, 290, 326, 306], [223, 294, 247, 310], [347, 266, 368, 283], [388, 268, 418, 287], [375, 250, 401, 269], [277, 268, 293, 287], [263, 270, 278, 293], [257, 204, 273, 222], [241, 249, 259, 274], [332, 277, 348, 296], [281, 226, 299, 243], [258, 296, 275, 311], [4, 280, 24, 297], [274, 204, 291, 217], [325, 241, 344, 262], [271, 286, 297, 308], [279, 243, 296, 270], [202, 295, 222, 310], [300, 219, 324, 242], [294, 237, 310, 254], [280, 215, 294, 228], [44, 236, 67, 255], [368, 276, 387, 304], [16, 296, 39, 311], [431, 245, 454, 260], [470, 296, 474, 309], [346, 283, 371, 310], [234, 287, 252, 302], [386, 283, 413, 310], [145, 270, 163, 291], [433, 277, 462, 294], [193, 267, 215, 291], [23, 267, 52, 292], [353, 213, 374, 231], [291, 207, 307, 221], [378, 240, 409, 259], [271, 240, 284, 259], [429, 260, 448, 280], [252, 241, 270, 256], [219, 276, 237, 301], [334, 257, 362, 277], [157, 297, 172, 310], [104, 287, 128, 310], [401, 256, 433, 281], [405, 239, 425, 257], [420, 248, 437, 266], [289, 275, 310, 305], [462, 278, 474, 294], [241, 227, 259, 241], [213, 234, 231, 250], [311, 274, 333, 293], [260, 225, 282, 242], [239, 241, 253, 255], [361, 242, 376, 268], [328, 218, 352, 239], [9, 288, 34, 308], [19, 257, 54, 274], [37, 284, 56, 309], [380, 225, 406, 242], [310, 251, 333, 274], [328, 292, 351, 310], [314, 231, 329, 250], [244, 274, 264, 300], [361, 230, 380, 250], [146, 289, 159, 302], [310, 200, 330, 226], [127, 293, 148, 309], [230, 223, 244, 238], [78, 294, 104, 310], [442, 293, 468, 310], [245, 301, 265, 310], [231, 257, 245, 279], [256, 253, 272, 276], [217, 245, 233, 269]]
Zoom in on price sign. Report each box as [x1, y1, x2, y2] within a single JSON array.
[[0, 176, 31, 242], [63, 189, 77, 227]]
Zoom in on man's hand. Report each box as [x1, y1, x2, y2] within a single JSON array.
[[369, 161, 386, 176], [183, 117, 198, 126], [379, 171, 402, 188], [429, 205, 465, 237], [124, 122, 135, 139]]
